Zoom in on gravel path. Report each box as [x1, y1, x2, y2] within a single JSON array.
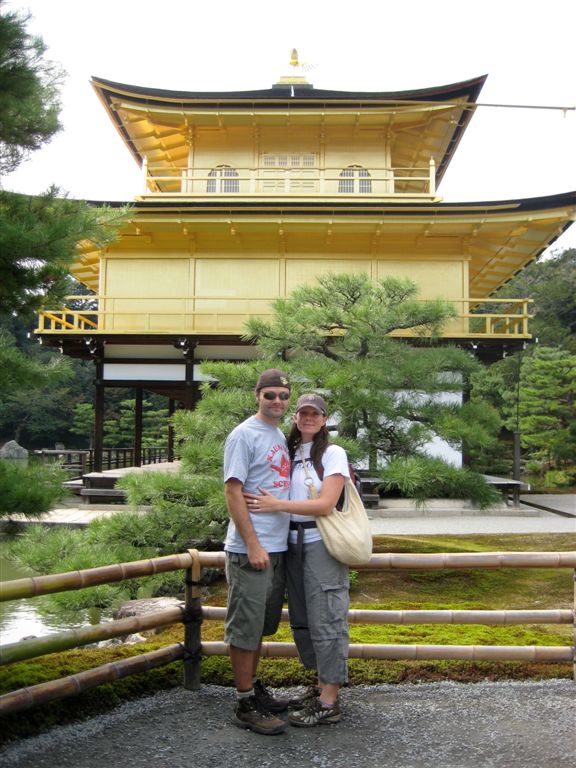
[[1, 680, 574, 768]]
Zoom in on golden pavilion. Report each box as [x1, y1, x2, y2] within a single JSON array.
[[35, 55, 576, 469]]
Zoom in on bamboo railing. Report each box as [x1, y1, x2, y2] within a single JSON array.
[[0, 549, 574, 716]]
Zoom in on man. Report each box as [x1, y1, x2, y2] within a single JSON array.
[[223, 368, 292, 735]]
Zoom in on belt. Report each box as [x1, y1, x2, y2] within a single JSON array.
[[290, 520, 318, 560], [289, 521, 317, 530]]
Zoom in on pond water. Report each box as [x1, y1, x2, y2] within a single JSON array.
[[0, 544, 97, 645]]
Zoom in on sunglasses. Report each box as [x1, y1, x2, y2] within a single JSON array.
[[262, 392, 290, 401]]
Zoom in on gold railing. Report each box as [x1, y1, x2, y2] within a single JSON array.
[[36, 296, 533, 339], [0, 549, 574, 715], [140, 160, 437, 197]]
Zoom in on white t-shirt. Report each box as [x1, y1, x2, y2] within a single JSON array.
[[223, 416, 291, 553], [289, 442, 350, 545]]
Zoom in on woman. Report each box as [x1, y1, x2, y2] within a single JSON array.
[[244, 393, 350, 727]]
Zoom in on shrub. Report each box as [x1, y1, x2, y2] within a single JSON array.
[[0, 460, 65, 518], [117, 471, 228, 545], [378, 455, 501, 509]]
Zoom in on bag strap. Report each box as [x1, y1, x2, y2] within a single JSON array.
[[299, 445, 319, 499], [303, 444, 350, 511]]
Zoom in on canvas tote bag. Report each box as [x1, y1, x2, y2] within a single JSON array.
[[299, 447, 373, 566]]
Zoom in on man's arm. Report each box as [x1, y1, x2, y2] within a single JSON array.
[[224, 479, 270, 570]]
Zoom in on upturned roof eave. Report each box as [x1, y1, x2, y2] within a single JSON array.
[[120, 189, 576, 215], [90, 74, 487, 106], [91, 74, 487, 183]]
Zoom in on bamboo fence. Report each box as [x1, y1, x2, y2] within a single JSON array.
[[0, 548, 574, 716]]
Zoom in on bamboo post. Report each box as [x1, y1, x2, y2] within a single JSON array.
[[183, 548, 203, 690]]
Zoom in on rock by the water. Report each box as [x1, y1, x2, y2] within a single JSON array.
[[0, 440, 28, 460], [114, 597, 184, 621]]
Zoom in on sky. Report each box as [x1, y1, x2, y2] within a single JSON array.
[[3, 0, 576, 254]]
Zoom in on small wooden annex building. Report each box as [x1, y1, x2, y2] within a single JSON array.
[[35, 55, 576, 470]]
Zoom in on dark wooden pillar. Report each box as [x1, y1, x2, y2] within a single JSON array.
[[93, 383, 105, 473], [167, 398, 175, 462], [134, 387, 143, 467], [461, 373, 471, 467]]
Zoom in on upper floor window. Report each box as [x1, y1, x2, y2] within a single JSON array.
[[260, 153, 318, 192], [339, 165, 372, 194], [262, 153, 317, 168], [207, 165, 239, 193]]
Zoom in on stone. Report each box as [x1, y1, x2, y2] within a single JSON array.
[[114, 597, 184, 621], [0, 440, 28, 460]]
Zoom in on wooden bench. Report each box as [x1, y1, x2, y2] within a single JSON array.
[[80, 487, 127, 504], [482, 475, 530, 507]]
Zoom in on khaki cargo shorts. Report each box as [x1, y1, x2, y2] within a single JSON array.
[[224, 551, 286, 651]]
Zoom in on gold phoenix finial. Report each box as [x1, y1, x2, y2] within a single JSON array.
[[275, 48, 310, 86]]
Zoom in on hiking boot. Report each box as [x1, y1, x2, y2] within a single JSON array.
[[288, 697, 341, 728], [253, 678, 290, 713], [288, 685, 321, 710], [233, 695, 287, 735]]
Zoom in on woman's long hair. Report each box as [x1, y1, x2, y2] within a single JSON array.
[[287, 421, 330, 474]]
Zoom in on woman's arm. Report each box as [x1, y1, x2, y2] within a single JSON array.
[[244, 473, 345, 516]]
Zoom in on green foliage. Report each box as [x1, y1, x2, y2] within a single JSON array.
[[117, 470, 228, 545], [102, 398, 169, 448], [0, 329, 72, 397], [0, 460, 65, 518], [0, 316, 97, 448], [542, 468, 576, 489], [173, 370, 269, 476], [69, 402, 94, 446], [0, 9, 63, 174], [493, 248, 576, 352], [467, 249, 576, 481], [8, 524, 81, 572], [378, 456, 502, 509], [246, 272, 458, 358], [518, 346, 576, 468], [0, 188, 130, 317], [8, 523, 152, 610], [6, 468, 227, 612], [243, 273, 486, 472]]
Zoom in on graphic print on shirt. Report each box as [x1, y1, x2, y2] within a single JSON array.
[[291, 456, 319, 498], [267, 443, 290, 489]]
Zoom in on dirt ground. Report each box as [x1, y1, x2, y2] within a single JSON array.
[[1, 680, 575, 768]]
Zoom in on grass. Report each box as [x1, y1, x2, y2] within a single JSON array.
[[1, 532, 574, 743]]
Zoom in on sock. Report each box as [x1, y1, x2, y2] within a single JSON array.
[[237, 688, 254, 700]]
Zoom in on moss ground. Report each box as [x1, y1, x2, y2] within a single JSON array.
[[1, 533, 574, 743]]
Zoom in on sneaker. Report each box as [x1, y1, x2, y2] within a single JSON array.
[[233, 695, 287, 735], [288, 685, 321, 710], [253, 679, 290, 713], [288, 697, 341, 728]]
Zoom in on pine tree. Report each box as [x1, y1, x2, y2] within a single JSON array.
[[0, 9, 62, 173], [244, 272, 494, 471], [518, 346, 576, 467]]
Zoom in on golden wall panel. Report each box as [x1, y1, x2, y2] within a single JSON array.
[[376, 260, 463, 299], [103, 258, 191, 331], [285, 259, 372, 293], [195, 259, 279, 297]]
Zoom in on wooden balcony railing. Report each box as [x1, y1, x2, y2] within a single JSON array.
[[36, 296, 533, 339], [140, 159, 437, 197]]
